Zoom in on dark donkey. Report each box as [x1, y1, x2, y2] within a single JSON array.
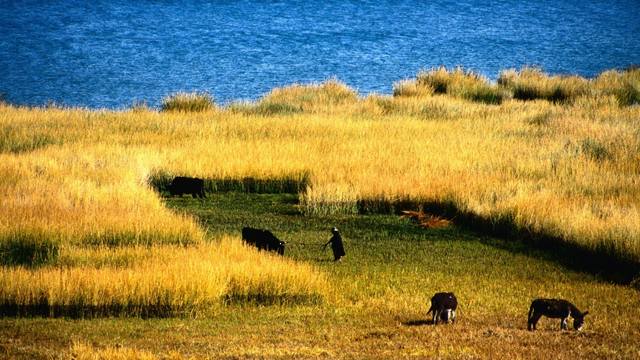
[[528, 298, 589, 331], [168, 176, 206, 198], [427, 292, 458, 325]]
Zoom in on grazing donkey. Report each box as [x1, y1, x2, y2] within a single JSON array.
[[427, 292, 458, 325], [527, 298, 589, 331]]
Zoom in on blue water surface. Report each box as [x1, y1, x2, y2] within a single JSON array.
[[1, 0, 639, 108]]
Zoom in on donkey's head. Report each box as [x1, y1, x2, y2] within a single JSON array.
[[573, 311, 589, 330]]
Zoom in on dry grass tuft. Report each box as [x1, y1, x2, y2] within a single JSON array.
[[241, 78, 358, 115], [69, 341, 159, 360], [161, 92, 215, 112], [498, 67, 591, 103], [416, 67, 506, 104], [393, 79, 434, 97]]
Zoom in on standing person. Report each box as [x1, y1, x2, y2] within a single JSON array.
[[323, 227, 345, 262]]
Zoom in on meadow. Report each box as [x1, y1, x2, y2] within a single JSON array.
[[0, 67, 639, 358], [3, 194, 639, 359]]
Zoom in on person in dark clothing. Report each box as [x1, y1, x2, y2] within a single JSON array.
[[323, 227, 346, 261]]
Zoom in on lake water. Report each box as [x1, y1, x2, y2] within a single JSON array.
[[1, 0, 639, 108]]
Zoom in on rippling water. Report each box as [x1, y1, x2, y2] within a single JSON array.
[[1, 0, 639, 108]]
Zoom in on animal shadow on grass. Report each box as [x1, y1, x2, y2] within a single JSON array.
[[402, 319, 432, 326]]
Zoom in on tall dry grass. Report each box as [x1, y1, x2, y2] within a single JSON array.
[[400, 67, 508, 104], [230, 79, 358, 115], [398, 66, 639, 107], [0, 68, 638, 281], [0, 237, 328, 316], [69, 342, 158, 360], [0, 145, 204, 255], [498, 67, 640, 105], [161, 92, 215, 112]]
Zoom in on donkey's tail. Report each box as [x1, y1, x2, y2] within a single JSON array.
[[527, 303, 534, 321]]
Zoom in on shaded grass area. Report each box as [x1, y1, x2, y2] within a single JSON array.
[[149, 171, 310, 195], [1, 193, 638, 358], [0, 235, 59, 266], [355, 197, 639, 284], [166, 194, 634, 291]]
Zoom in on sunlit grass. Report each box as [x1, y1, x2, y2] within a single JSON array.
[[0, 237, 328, 316], [160, 92, 215, 112], [230, 78, 358, 115], [23, 194, 637, 359], [498, 67, 591, 103], [1, 75, 639, 266], [413, 66, 508, 104], [69, 341, 158, 360], [0, 68, 638, 320]]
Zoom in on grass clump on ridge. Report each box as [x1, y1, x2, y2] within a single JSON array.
[[161, 92, 215, 112], [411, 67, 507, 104], [498, 67, 640, 105], [236, 79, 358, 115], [498, 67, 590, 103], [401, 66, 638, 106], [392, 79, 434, 98], [593, 67, 640, 106]]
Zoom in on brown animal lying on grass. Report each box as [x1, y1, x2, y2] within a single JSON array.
[[528, 298, 589, 331], [401, 210, 451, 229]]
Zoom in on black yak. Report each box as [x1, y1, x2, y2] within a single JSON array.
[[528, 298, 588, 331], [168, 176, 205, 198], [427, 292, 458, 325], [241, 227, 285, 255]]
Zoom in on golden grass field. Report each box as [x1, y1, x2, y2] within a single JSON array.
[[2, 68, 639, 263], [0, 67, 639, 358]]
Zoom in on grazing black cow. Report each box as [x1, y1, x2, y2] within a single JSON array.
[[427, 292, 458, 325], [168, 176, 205, 198], [528, 298, 588, 331], [241, 227, 285, 255]]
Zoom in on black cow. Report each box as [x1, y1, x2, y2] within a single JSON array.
[[528, 298, 588, 331], [427, 292, 458, 325], [168, 176, 205, 198], [241, 227, 285, 255]]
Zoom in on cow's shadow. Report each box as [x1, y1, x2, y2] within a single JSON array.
[[401, 319, 432, 326]]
